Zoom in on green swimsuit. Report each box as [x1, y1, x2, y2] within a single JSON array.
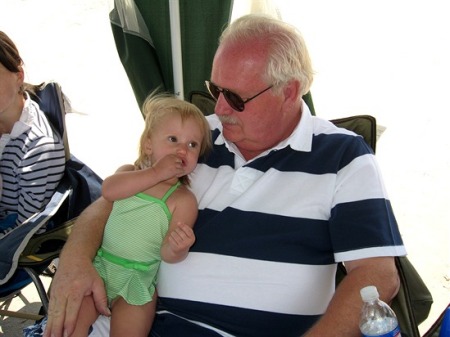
[[93, 181, 181, 305]]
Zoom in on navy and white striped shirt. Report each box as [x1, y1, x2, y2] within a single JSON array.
[[0, 95, 65, 233], [153, 102, 406, 336]]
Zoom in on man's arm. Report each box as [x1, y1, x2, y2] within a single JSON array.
[[44, 197, 113, 337], [304, 256, 400, 337]]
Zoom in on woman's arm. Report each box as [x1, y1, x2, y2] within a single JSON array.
[[44, 197, 113, 337], [16, 136, 65, 223]]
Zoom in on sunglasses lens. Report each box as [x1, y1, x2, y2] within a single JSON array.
[[210, 84, 221, 100], [206, 81, 245, 111], [206, 82, 219, 100], [224, 91, 244, 112]]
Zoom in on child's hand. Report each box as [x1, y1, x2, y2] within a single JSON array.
[[152, 154, 186, 180], [167, 223, 196, 255]]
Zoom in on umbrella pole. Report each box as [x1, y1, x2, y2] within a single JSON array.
[[169, 0, 184, 100]]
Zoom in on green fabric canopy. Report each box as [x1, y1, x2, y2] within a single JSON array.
[[109, 0, 314, 116]]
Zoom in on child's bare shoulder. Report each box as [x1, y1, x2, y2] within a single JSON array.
[[115, 164, 136, 172], [166, 184, 197, 216], [168, 184, 196, 208], [174, 184, 196, 200]]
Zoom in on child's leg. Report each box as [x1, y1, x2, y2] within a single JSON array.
[[110, 292, 157, 337], [70, 295, 100, 337]]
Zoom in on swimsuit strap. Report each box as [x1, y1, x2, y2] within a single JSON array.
[[161, 181, 182, 203]]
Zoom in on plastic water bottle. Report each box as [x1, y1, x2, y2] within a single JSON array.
[[359, 285, 402, 337]]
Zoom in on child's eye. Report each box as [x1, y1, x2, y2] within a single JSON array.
[[188, 142, 199, 149], [168, 136, 177, 142]]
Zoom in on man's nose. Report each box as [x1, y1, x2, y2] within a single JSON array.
[[214, 93, 233, 115]]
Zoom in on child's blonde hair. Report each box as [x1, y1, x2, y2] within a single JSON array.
[[135, 93, 212, 185]]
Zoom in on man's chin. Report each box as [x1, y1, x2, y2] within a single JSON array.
[[222, 128, 241, 143]]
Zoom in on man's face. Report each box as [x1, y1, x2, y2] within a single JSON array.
[[210, 40, 298, 160]]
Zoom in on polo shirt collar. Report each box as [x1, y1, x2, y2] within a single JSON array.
[[272, 100, 313, 153]]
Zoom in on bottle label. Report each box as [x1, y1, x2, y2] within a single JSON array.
[[362, 325, 401, 337]]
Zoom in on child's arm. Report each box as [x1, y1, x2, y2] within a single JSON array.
[[102, 154, 186, 201], [161, 190, 198, 263], [102, 165, 157, 201]]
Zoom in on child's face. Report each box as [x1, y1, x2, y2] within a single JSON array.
[[146, 112, 204, 175]]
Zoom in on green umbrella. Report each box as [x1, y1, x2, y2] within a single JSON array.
[[109, 0, 314, 116]]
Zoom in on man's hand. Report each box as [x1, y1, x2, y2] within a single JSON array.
[[44, 257, 109, 337], [43, 197, 112, 337]]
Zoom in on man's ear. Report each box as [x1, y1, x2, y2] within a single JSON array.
[[282, 80, 301, 103], [280, 79, 301, 111]]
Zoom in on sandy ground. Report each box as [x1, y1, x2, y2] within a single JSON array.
[[1, 0, 449, 336]]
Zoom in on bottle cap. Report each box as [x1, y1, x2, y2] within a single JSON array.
[[360, 285, 379, 302]]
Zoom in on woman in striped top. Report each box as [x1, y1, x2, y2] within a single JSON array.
[[0, 31, 65, 237]]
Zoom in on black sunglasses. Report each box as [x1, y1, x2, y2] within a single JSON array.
[[205, 81, 273, 112]]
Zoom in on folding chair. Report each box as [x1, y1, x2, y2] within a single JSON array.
[[0, 81, 103, 320]]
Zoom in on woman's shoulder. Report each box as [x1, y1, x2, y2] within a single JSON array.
[[20, 96, 59, 140]]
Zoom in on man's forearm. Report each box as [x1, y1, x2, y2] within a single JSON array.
[[304, 257, 400, 337], [59, 197, 112, 263]]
